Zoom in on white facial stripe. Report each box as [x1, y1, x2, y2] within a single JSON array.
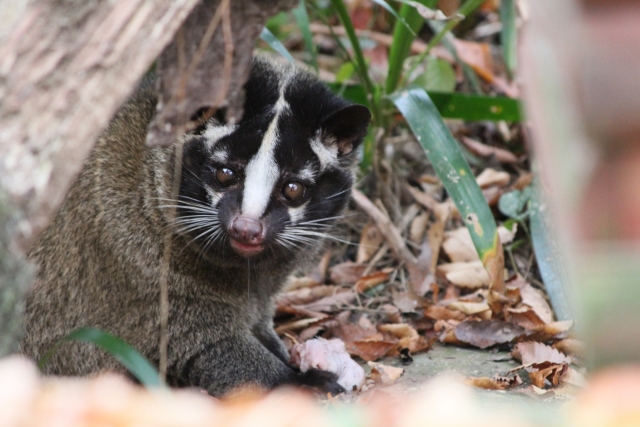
[[211, 148, 229, 163], [203, 124, 236, 150], [310, 134, 339, 171], [288, 203, 307, 224], [242, 81, 291, 218]]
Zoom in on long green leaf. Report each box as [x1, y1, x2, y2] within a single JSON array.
[[329, 83, 522, 121], [407, 0, 485, 80], [529, 183, 573, 321], [385, 0, 438, 95], [370, 0, 416, 36], [260, 27, 295, 63], [429, 92, 522, 121], [329, 0, 377, 113], [427, 20, 483, 94], [292, 0, 318, 72], [500, 0, 518, 77], [39, 327, 163, 388], [390, 86, 498, 262]]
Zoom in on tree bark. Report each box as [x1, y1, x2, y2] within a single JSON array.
[[0, 0, 295, 356]]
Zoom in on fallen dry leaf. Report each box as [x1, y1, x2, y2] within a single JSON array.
[[306, 250, 332, 286], [553, 338, 586, 357], [505, 306, 546, 330], [453, 39, 494, 83], [276, 286, 338, 309], [294, 290, 356, 313], [275, 318, 322, 335], [406, 184, 439, 211], [475, 168, 511, 189], [438, 261, 490, 289], [454, 320, 526, 349], [512, 341, 572, 366], [290, 338, 366, 392], [357, 222, 384, 263], [406, 240, 434, 297], [354, 271, 390, 293], [448, 301, 491, 317], [409, 210, 429, 244], [461, 137, 519, 164], [298, 325, 326, 342], [507, 276, 554, 324], [330, 323, 398, 362], [378, 323, 431, 355], [528, 362, 568, 388], [391, 290, 419, 313], [347, 341, 397, 362], [520, 286, 554, 324], [381, 304, 403, 323], [329, 262, 366, 285], [513, 173, 534, 191], [285, 276, 321, 291], [443, 226, 516, 263], [526, 320, 574, 342], [368, 362, 404, 385], [482, 186, 503, 206], [427, 218, 446, 274], [424, 305, 466, 321], [466, 374, 522, 391]]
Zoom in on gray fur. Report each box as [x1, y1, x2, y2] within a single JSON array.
[[21, 82, 312, 395]]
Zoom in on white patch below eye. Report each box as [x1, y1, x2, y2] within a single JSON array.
[[205, 185, 222, 208], [310, 134, 339, 170], [203, 124, 236, 150], [288, 203, 308, 225]]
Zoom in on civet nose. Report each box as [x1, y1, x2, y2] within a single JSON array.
[[229, 215, 264, 245]]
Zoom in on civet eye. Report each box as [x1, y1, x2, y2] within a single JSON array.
[[282, 181, 305, 204], [215, 167, 238, 187]]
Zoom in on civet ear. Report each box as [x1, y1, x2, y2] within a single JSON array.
[[320, 104, 371, 156]]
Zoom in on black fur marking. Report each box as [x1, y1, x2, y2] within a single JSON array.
[[176, 58, 370, 271]]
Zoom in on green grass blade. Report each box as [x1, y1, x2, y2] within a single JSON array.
[[429, 92, 522, 121], [500, 0, 517, 77], [370, 0, 416, 36], [38, 327, 163, 388], [329, 0, 381, 172], [427, 20, 483, 94], [385, 0, 438, 95], [329, 0, 377, 112], [406, 0, 485, 80], [292, 0, 318, 72], [427, 0, 484, 50], [529, 183, 573, 321], [328, 83, 522, 121], [260, 27, 295, 63], [390, 86, 498, 263]]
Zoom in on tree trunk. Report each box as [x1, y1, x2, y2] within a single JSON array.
[[0, 0, 295, 357]]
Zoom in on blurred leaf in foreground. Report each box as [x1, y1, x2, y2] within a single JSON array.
[[38, 327, 163, 388]]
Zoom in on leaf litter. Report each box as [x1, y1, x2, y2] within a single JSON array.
[[265, 0, 582, 400]]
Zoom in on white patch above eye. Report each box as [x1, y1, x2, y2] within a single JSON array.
[[203, 124, 236, 150], [298, 164, 316, 182], [287, 203, 308, 225], [310, 133, 339, 170], [211, 148, 229, 164]]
